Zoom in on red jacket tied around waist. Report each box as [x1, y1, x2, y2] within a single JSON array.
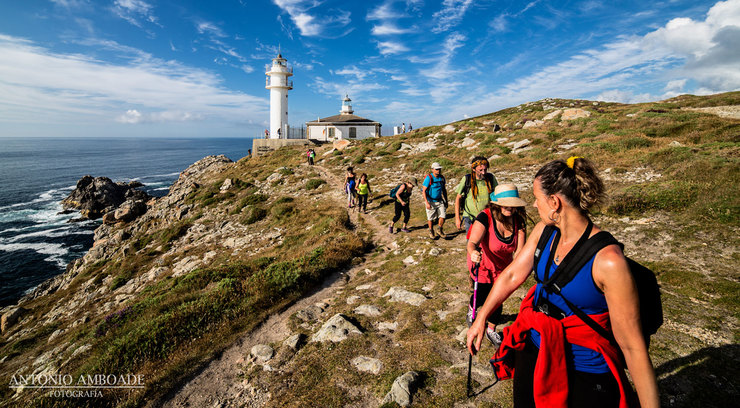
[[489, 286, 637, 408]]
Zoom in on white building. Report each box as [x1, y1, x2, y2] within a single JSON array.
[[306, 95, 381, 141], [265, 53, 293, 139]]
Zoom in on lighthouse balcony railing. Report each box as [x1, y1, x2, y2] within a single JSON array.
[[264, 64, 293, 74]]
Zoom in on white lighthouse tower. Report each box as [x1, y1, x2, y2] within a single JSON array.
[[265, 53, 293, 139]]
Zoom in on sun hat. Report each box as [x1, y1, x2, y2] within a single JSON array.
[[489, 184, 527, 207], [431, 162, 443, 170], [407, 177, 418, 186]]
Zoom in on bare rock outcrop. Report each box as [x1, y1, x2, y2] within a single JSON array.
[[61, 175, 151, 220]]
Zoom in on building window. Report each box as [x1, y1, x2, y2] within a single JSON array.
[[328, 128, 335, 139], [349, 127, 357, 138]]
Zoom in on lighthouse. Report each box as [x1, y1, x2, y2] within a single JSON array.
[[265, 53, 293, 139]]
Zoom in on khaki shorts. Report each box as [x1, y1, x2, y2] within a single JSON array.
[[425, 201, 446, 222]]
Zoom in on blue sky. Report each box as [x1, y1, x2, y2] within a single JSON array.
[[0, 0, 738, 138]]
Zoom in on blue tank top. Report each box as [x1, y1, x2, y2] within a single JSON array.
[[530, 230, 610, 373]]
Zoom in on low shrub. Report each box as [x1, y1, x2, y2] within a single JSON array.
[[306, 178, 327, 190]]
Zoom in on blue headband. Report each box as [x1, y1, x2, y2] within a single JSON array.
[[490, 189, 519, 202]]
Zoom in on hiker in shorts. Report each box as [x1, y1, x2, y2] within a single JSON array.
[[422, 162, 449, 239], [344, 167, 357, 208], [454, 156, 498, 234], [388, 177, 417, 234], [356, 173, 372, 213], [466, 184, 528, 347], [467, 157, 659, 408]]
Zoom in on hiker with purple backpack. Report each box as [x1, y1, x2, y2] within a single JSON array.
[[467, 157, 659, 408]]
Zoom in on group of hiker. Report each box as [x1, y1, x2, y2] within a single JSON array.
[[346, 154, 658, 408], [343, 167, 372, 213]]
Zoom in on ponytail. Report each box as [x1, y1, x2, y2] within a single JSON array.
[[534, 156, 605, 214]]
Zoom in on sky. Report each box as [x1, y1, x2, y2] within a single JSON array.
[[0, 0, 738, 138]]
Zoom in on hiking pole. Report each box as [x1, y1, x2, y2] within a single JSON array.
[[467, 261, 480, 398]]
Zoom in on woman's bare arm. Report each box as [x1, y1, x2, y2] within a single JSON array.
[[594, 246, 659, 408]]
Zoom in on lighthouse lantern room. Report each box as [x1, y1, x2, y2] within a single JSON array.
[[265, 53, 293, 139]]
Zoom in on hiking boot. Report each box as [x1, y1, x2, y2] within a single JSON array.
[[486, 327, 503, 348], [429, 229, 437, 239], [401, 228, 411, 233], [438, 229, 447, 239], [389, 225, 396, 234]]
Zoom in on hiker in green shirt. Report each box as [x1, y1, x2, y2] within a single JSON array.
[[454, 156, 498, 234]]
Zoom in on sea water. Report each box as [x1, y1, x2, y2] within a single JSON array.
[[0, 137, 253, 307]]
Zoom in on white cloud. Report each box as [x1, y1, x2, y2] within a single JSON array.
[[490, 14, 509, 32], [311, 76, 387, 100], [441, 0, 740, 121], [113, 0, 159, 28], [333, 65, 368, 80], [372, 23, 414, 35], [595, 89, 654, 104], [0, 35, 266, 127], [51, 0, 90, 8], [196, 21, 227, 37], [367, 3, 396, 21], [664, 79, 687, 92], [116, 109, 204, 124], [273, 0, 351, 38], [432, 0, 473, 33], [378, 41, 409, 55]]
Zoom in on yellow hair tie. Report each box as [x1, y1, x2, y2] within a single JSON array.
[[566, 156, 583, 169]]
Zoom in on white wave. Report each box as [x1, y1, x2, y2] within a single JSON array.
[[0, 242, 69, 269], [152, 187, 170, 192], [5, 226, 93, 242]]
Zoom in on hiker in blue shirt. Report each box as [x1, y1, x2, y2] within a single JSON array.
[[422, 162, 449, 239]]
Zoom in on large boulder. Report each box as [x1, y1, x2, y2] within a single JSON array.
[[61, 176, 151, 220], [310, 314, 362, 343]]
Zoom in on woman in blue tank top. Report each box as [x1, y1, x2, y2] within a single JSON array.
[[466, 157, 659, 408]]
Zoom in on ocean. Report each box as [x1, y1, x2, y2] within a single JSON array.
[[0, 137, 254, 307]]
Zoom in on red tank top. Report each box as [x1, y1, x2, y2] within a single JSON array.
[[467, 208, 518, 284]]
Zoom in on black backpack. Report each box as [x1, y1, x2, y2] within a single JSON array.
[[533, 223, 663, 347]]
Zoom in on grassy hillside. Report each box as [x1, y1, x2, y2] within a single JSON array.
[[1, 92, 737, 408]]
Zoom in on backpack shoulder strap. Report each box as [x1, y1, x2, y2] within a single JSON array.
[[547, 229, 615, 291], [533, 225, 557, 282]]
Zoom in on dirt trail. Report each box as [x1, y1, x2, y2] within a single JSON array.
[[161, 163, 417, 407]]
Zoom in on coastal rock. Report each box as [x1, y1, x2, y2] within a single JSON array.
[[333, 139, 351, 151], [382, 371, 421, 407], [1, 307, 28, 334], [522, 120, 545, 129], [283, 333, 307, 351], [351, 356, 383, 374], [441, 125, 456, 134], [543, 109, 562, 120], [310, 313, 362, 343], [354, 304, 381, 317], [561, 108, 591, 120], [383, 287, 426, 306], [250, 344, 274, 364], [61, 175, 151, 220]]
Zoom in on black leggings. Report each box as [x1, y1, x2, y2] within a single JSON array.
[[470, 282, 502, 324], [513, 340, 621, 408], [392, 201, 410, 223], [358, 194, 368, 211]]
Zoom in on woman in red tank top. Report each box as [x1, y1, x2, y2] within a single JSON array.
[[466, 184, 529, 344]]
